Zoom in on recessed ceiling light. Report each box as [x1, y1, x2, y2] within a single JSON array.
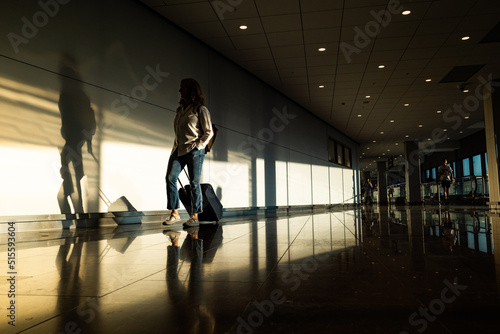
[[405, 135, 409, 137], [373, 140, 376, 143], [380, 131, 384, 134], [367, 147, 370, 149], [395, 142, 399, 145], [443, 129, 447, 132], [365, 95, 371, 98], [402, 10, 411, 15], [460, 131, 463, 133], [462, 36, 470, 41], [319, 85, 325, 88], [362, 152, 365, 155], [378, 65, 385, 69], [465, 116, 470, 119], [425, 78, 432, 82], [318, 47, 326, 52], [357, 114, 362, 117], [239, 25, 248, 30], [404, 103, 410, 107], [390, 119, 394, 123], [437, 110, 442, 114], [419, 124, 423, 127], [463, 88, 469, 93]]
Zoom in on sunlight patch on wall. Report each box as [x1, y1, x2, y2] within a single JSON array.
[[206, 160, 249, 208], [256, 158, 265, 207], [276, 161, 288, 206], [343, 169, 355, 204], [330, 167, 344, 204], [0, 76, 59, 111], [312, 165, 330, 205], [100, 142, 170, 211], [288, 161, 312, 206], [0, 144, 61, 215]]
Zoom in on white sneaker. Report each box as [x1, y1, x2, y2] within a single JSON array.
[[163, 213, 180, 225], [183, 216, 199, 227]]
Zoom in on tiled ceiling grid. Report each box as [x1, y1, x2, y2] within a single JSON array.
[[139, 0, 500, 172]]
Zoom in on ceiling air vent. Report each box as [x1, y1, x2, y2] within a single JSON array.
[[480, 22, 500, 43], [439, 64, 485, 83]]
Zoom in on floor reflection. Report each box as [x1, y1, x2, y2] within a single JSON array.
[[2, 207, 500, 334]]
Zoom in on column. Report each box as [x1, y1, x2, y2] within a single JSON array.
[[490, 215, 500, 296], [377, 161, 388, 205], [404, 141, 422, 205], [483, 80, 500, 213]]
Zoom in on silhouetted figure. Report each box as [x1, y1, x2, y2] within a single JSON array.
[[437, 159, 454, 204], [57, 55, 96, 221]]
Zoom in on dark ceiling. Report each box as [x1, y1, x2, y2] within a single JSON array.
[[139, 0, 500, 172]]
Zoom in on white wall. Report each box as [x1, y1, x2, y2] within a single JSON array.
[[0, 0, 359, 217]]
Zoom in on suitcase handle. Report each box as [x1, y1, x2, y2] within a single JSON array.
[[177, 168, 190, 188]]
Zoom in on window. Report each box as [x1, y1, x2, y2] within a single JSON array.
[[336, 142, 344, 165], [462, 158, 470, 176], [472, 154, 482, 176], [344, 147, 351, 167], [431, 168, 437, 181], [426, 169, 431, 181], [328, 139, 352, 168], [328, 139, 335, 163]]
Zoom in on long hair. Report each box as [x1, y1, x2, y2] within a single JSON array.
[[179, 78, 206, 106]]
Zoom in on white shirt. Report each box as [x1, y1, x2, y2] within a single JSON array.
[[438, 164, 453, 181], [171, 104, 213, 156]]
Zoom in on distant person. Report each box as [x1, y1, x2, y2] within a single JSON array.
[[438, 159, 454, 204], [164, 79, 213, 227], [388, 185, 394, 204], [363, 178, 373, 205]]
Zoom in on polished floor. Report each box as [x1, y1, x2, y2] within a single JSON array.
[[1, 205, 500, 334]]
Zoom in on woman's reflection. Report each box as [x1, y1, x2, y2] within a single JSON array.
[[164, 225, 222, 333], [441, 210, 458, 252], [57, 55, 96, 221]]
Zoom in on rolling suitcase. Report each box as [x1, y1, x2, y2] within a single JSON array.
[[178, 170, 223, 222]]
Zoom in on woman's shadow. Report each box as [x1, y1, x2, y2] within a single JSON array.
[[57, 54, 96, 227]]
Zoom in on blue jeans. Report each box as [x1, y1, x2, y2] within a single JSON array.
[[166, 148, 205, 214]]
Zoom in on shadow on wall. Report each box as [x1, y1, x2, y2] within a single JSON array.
[[57, 53, 96, 222]]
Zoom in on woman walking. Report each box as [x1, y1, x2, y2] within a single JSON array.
[[164, 78, 213, 227]]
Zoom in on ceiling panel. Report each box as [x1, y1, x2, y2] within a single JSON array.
[[222, 18, 264, 36], [266, 31, 304, 46], [302, 10, 343, 30], [154, 3, 216, 24], [260, 14, 302, 33], [255, 0, 300, 16], [271, 45, 305, 59], [301, 0, 344, 12], [231, 34, 269, 49], [303, 28, 341, 44]]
